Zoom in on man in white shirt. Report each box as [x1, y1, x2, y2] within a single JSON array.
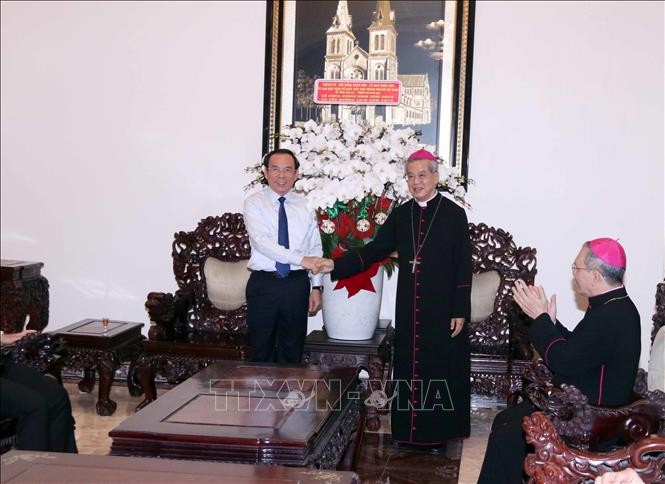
[[243, 148, 323, 363]]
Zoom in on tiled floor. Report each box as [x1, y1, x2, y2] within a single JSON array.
[[67, 381, 498, 483]]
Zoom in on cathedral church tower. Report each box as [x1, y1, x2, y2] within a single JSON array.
[[324, 1, 356, 81], [367, 0, 398, 82]]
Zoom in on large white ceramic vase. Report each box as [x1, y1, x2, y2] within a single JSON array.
[[321, 266, 384, 340]]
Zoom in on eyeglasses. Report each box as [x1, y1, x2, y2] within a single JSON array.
[[571, 264, 594, 275], [267, 167, 296, 175]]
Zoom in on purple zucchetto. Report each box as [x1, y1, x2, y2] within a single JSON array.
[[588, 238, 626, 269], [407, 149, 437, 161]]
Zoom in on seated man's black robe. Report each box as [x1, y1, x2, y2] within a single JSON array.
[[331, 193, 473, 446]]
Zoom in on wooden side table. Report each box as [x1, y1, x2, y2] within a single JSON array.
[[0, 259, 49, 332], [55, 319, 144, 416], [302, 321, 394, 431]]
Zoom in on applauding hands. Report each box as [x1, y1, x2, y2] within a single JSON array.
[[300, 256, 335, 274], [512, 279, 557, 322]]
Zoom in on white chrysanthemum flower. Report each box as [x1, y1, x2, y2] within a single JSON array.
[[363, 172, 385, 196], [266, 120, 469, 213], [446, 175, 459, 190], [303, 119, 317, 132], [373, 161, 397, 184], [288, 127, 303, 140], [321, 123, 339, 140], [322, 161, 341, 178]]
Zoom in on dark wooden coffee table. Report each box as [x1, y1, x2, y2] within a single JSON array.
[[0, 450, 360, 483], [54, 319, 144, 416], [302, 322, 394, 431], [109, 361, 363, 469]]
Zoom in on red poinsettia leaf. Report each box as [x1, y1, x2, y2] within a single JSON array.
[[336, 213, 355, 239], [379, 197, 392, 211], [332, 261, 382, 298]]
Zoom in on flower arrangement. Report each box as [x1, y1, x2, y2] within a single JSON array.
[[246, 119, 469, 295]]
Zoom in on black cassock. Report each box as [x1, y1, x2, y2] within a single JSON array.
[[331, 193, 472, 444]]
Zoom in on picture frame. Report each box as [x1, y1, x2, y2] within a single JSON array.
[[262, 0, 475, 180]]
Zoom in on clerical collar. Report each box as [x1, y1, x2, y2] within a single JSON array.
[[588, 285, 627, 308], [416, 192, 438, 208]]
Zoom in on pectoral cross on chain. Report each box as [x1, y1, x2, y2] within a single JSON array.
[[409, 258, 420, 274]]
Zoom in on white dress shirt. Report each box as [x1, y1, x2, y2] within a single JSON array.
[[243, 187, 323, 285]]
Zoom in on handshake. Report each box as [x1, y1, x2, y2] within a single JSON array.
[[300, 256, 335, 274]]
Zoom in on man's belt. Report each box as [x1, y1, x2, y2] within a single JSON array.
[[252, 269, 307, 279]]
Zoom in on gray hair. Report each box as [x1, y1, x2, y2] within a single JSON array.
[[405, 158, 439, 174], [583, 242, 625, 286]]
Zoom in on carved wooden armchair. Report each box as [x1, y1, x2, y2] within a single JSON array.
[[522, 364, 664, 449], [523, 411, 665, 483], [467, 222, 538, 403], [135, 213, 252, 410]]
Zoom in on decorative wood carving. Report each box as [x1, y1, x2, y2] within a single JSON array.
[[468, 223, 537, 357], [309, 398, 362, 469], [521, 361, 665, 451], [523, 411, 665, 483], [1, 261, 49, 333], [0, 332, 64, 375], [470, 372, 524, 399], [653, 280, 665, 345]]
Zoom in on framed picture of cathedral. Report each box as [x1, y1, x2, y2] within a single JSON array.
[[262, 0, 475, 179]]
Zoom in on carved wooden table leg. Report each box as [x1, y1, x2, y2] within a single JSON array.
[[365, 355, 386, 431], [126, 361, 143, 397], [135, 356, 157, 411], [78, 368, 96, 393], [96, 354, 118, 416]]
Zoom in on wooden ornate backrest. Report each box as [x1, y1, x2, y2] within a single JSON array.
[[172, 213, 251, 334], [468, 223, 537, 356], [523, 411, 665, 483]]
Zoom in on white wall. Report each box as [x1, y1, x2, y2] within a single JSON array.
[[1, 1, 663, 369], [1, 0, 265, 327], [467, 0, 664, 369]]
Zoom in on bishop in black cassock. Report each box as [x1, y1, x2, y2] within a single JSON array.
[[330, 151, 472, 450], [478, 238, 641, 483]]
